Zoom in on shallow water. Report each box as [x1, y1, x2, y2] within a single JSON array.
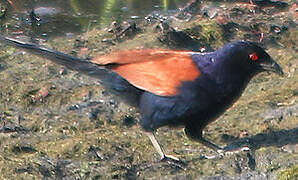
[[0, 0, 189, 37]]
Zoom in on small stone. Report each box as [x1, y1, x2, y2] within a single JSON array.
[[282, 144, 298, 153], [59, 68, 67, 75], [122, 115, 137, 127], [0, 5, 6, 18], [12, 144, 37, 154], [202, 5, 219, 19], [89, 108, 101, 120]]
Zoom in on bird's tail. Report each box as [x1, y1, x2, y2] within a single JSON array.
[[0, 36, 142, 105], [0, 36, 114, 81]]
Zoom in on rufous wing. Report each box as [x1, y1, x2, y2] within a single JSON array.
[[91, 49, 201, 96]]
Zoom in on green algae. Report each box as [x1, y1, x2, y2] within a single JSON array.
[[184, 20, 224, 47], [279, 165, 298, 180]]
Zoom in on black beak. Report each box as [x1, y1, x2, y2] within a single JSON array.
[[260, 58, 284, 76]]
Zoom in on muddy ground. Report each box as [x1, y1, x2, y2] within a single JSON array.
[[0, 0, 297, 179]]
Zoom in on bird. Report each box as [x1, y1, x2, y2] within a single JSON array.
[[1, 36, 283, 162]]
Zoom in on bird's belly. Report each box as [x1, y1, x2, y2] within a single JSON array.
[[186, 90, 242, 130]]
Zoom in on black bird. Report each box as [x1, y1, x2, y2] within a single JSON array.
[[1, 36, 283, 162]]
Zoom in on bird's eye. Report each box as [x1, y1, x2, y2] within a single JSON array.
[[249, 53, 259, 61]]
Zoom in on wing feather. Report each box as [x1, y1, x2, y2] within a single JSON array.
[[91, 49, 200, 96]]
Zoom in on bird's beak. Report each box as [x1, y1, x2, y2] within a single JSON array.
[[260, 58, 284, 76]]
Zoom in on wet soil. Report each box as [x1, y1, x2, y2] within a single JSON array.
[[0, 0, 297, 179]]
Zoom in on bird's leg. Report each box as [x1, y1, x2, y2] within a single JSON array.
[[198, 135, 251, 159], [185, 127, 225, 159], [193, 133, 227, 160], [185, 127, 251, 159], [185, 127, 222, 151], [196, 136, 223, 152], [145, 131, 180, 162]]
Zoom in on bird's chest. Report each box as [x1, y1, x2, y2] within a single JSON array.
[[186, 76, 246, 124]]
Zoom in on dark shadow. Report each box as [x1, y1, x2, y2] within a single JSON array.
[[223, 127, 298, 151]]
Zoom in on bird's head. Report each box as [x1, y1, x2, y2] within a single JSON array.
[[220, 41, 284, 76]]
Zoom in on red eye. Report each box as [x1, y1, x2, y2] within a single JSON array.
[[249, 53, 258, 61]]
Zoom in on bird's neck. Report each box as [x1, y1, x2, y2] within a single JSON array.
[[218, 59, 255, 85], [193, 53, 257, 96]]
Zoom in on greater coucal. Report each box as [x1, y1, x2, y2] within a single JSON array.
[[1, 36, 283, 162]]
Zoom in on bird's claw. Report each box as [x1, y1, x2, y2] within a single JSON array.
[[223, 145, 251, 154], [161, 154, 180, 161], [200, 146, 251, 159], [161, 155, 187, 169], [200, 153, 223, 160]]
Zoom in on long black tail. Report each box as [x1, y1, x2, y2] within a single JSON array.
[[0, 36, 142, 104], [0, 36, 115, 81]]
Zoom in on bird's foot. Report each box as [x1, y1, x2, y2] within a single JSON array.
[[161, 154, 180, 162], [200, 150, 224, 160], [161, 155, 187, 169], [200, 146, 251, 160], [222, 145, 250, 155]]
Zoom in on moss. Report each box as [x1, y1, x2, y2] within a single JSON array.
[[279, 165, 298, 180], [186, 22, 223, 44]]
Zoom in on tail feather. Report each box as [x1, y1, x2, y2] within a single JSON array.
[[0, 36, 143, 105], [0, 36, 115, 82]]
